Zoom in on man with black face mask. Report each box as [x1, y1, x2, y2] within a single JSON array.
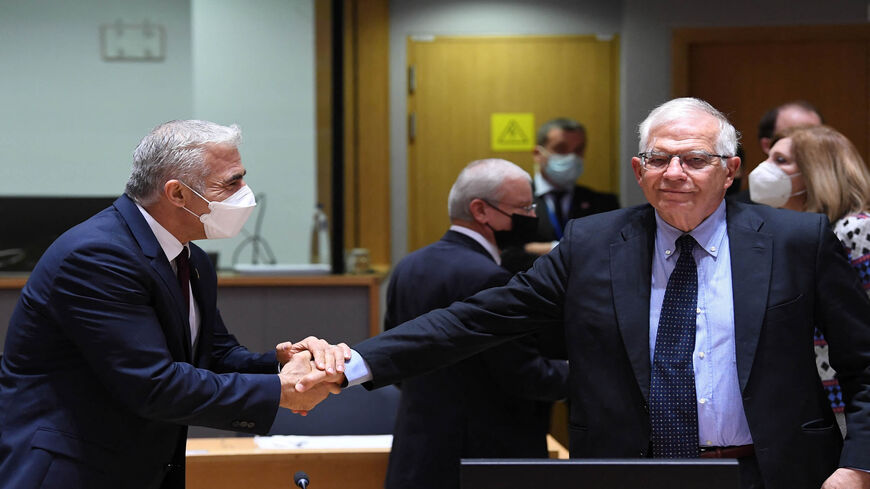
[[382, 158, 568, 489], [501, 118, 619, 275]]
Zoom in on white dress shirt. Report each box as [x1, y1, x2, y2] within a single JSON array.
[[136, 203, 200, 347]]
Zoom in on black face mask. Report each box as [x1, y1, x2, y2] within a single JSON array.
[[484, 201, 539, 249]]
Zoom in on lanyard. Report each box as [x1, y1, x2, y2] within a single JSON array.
[[545, 197, 564, 240]]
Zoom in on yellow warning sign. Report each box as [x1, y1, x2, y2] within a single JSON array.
[[491, 113, 535, 151]]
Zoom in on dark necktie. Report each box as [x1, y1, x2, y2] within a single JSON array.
[[550, 190, 567, 229], [650, 234, 699, 458], [175, 249, 190, 314]]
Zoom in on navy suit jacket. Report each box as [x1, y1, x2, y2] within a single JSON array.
[[357, 201, 870, 489], [384, 230, 568, 489], [0, 195, 280, 489]]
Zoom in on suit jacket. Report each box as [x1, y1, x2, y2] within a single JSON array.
[[0, 195, 280, 489], [384, 230, 568, 489], [356, 201, 870, 489], [502, 184, 620, 358]]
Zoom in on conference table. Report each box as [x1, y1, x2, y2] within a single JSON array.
[[186, 435, 569, 489]]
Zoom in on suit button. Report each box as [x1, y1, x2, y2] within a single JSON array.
[[248, 422, 256, 428], [642, 402, 649, 413], [231, 421, 241, 428]]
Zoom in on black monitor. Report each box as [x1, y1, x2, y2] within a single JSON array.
[[461, 458, 740, 489], [0, 196, 117, 272]]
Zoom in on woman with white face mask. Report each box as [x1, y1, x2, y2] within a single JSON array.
[[749, 125, 870, 255], [749, 125, 870, 437], [748, 137, 807, 210]]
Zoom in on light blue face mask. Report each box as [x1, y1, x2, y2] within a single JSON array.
[[542, 150, 584, 189]]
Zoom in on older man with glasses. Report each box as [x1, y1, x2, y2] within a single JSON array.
[[296, 98, 870, 489], [381, 158, 568, 489]]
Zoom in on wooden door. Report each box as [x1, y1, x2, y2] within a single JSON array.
[[673, 25, 870, 187], [407, 35, 620, 251]]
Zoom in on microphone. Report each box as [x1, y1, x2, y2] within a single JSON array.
[[294, 471, 310, 489]]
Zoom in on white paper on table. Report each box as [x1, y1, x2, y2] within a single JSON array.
[[254, 434, 393, 450]]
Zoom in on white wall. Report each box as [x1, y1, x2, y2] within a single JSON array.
[[0, 0, 317, 267], [191, 0, 316, 267], [0, 0, 192, 195]]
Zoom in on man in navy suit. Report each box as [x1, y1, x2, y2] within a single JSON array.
[[298, 99, 870, 489], [502, 118, 619, 275], [384, 159, 568, 489], [0, 120, 342, 489]]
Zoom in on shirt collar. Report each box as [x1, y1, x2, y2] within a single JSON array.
[[654, 200, 727, 260], [534, 169, 555, 197], [534, 167, 575, 198], [449, 224, 501, 265], [136, 203, 188, 262]]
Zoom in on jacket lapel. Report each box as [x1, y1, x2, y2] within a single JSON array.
[[611, 207, 657, 400], [113, 194, 193, 361], [726, 202, 772, 392], [534, 194, 558, 241]]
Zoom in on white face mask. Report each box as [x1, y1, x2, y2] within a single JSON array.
[[748, 161, 805, 208], [181, 182, 256, 239], [541, 148, 584, 189]]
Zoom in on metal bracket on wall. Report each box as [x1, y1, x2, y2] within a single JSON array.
[[408, 65, 416, 94], [408, 112, 416, 143], [99, 20, 166, 62]]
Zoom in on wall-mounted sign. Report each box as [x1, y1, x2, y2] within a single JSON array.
[[491, 113, 534, 152]]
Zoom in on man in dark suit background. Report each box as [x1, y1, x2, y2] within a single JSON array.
[[384, 158, 568, 489], [298, 98, 870, 489], [502, 118, 619, 274], [727, 100, 824, 203], [757, 100, 823, 156], [0, 120, 342, 489]]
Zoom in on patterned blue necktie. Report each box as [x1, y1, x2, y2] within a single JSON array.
[[651, 234, 699, 458]]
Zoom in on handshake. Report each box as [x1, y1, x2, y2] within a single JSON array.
[[275, 336, 352, 415]]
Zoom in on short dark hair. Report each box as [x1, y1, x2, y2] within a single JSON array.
[[536, 118, 585, 147], [757, 100, 823, 141], [757, 108, 778, 141]]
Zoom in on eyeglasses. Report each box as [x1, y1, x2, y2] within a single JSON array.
[[637, 150, 731, 172], [483, 200, 536, 214]]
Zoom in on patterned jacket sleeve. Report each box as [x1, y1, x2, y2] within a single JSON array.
[[833, 212, 870, 299]]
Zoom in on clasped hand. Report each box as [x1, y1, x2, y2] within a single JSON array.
[[276, 337, 351, 415]]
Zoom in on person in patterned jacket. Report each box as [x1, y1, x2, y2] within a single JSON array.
[[748, 124, 870, 434]]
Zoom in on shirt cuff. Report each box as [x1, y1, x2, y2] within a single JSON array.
[[343, 349, 373, 387]]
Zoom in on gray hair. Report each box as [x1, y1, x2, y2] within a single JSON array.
[[637, 97, 739, 164], [125, 120, 242, 205], [447, 159, 531, 221], [536, 118, 586, 147]]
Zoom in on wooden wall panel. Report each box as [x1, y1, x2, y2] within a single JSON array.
[[348, 0, 391, 266], [673, 25, 870, 188], [316, 0, 391, 267]]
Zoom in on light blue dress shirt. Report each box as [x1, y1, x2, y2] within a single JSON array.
[[650, 200, 752, 447]]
